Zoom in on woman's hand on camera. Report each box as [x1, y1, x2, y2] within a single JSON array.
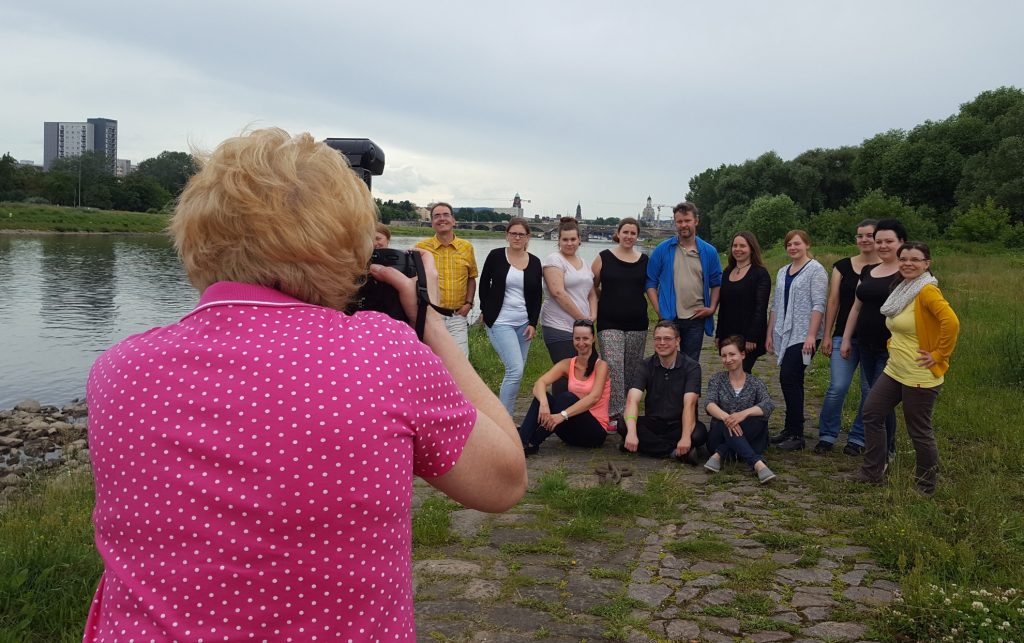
[[369, 249, 442, 329]]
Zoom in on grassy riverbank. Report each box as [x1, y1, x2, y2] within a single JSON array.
[[0, 202, 171, 233], [1, 244, 1021, 641], [0, 203, 510, 238]]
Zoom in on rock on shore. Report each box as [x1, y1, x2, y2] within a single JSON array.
[[0, 398, 90, 498]]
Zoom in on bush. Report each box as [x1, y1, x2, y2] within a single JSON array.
[[947, 197, 1012, 242], [740, 194, 801, 249]]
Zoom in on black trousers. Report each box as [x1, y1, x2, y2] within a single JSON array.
[[519, 392, 608, 449], [616, 415, 708, 458]]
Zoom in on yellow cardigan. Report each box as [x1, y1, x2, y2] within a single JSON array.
[[903, 284, 960, 378]]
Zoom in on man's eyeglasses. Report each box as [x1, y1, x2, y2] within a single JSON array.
[[507, 232, 528, 238]]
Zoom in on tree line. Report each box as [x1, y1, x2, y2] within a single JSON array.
[[0, 150, 198, 213], [687, 86, 1024, 249]]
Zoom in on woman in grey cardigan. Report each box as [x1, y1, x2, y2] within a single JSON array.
[[766, 230, 828, 451]]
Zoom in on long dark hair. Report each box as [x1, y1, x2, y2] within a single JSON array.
[[572, 319, 600, 377], [726, 231, 765, 271]]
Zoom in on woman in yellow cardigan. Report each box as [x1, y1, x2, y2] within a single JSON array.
[[849, 241, 959, 495]]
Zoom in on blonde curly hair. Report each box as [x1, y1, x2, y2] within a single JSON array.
[[170, 128, 377, 310]]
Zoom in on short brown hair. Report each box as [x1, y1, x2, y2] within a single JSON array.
[[673, 202, 699, 218], [171, 127, 376, 311], [430, 202, 454, 217], [654, 319, 679, 338], [718, 334, 747, 354], [375, 222, 392, 240]]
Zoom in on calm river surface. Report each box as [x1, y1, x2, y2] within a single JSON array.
[[0, 233, 618, 408]]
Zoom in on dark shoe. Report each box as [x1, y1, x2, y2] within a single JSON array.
[[846, 469, 884, 485], [524, 444, 540, 456], [769, 432, 790, 445], [777, 437, 805, 451], [677, 450, 700, 466], [812, 440, 834, 454], [842, 442, 865, 456]]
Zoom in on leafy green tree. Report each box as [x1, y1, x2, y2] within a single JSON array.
[[808, 207, 857, 245], [956, 136, 1024, 221], [114, 174, 172, 212], [135, 151, 198, 196], [792, 147, 858, 213], [947, 198, 1011, 242], [848, 190, 938, 240], [853, 129, 905, 193], [0, 153, 25, 200], [740, 195, 801, 249], [708, 204, 747, 250]]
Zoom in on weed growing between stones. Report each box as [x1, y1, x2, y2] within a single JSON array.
[[664, 532, 733, 561], [412, 496, 458, 547]]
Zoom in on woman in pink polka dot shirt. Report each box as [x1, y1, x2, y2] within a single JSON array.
[[83, 128, 527, 642]]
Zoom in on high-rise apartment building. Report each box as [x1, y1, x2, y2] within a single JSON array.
[[43, 117, 118, 172]]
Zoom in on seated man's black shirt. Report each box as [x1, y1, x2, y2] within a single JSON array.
[[630, 352, 702, 420]]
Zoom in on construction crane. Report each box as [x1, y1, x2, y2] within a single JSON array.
[[652, 203, 673, 221]]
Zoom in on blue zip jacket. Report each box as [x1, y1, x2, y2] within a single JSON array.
[[645, 235, 723, 337]]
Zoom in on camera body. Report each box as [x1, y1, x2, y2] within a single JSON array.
[[350, 249, 428, 326], [323, 138, 385, 189]]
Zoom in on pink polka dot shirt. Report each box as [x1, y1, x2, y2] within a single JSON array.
[[83, 282, 475, 641]]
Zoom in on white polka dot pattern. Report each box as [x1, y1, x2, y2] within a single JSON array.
[[82, 281, 475, 641]]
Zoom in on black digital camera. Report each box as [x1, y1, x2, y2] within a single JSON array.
[[350, 249, 428, 325]]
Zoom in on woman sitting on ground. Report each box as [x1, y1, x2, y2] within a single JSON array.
[[703, 335, 777, 483], [518, 319, 612, 455]]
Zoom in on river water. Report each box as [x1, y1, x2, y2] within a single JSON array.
[[0, 233, 620, 408]]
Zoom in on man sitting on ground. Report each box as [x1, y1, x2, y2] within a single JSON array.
[[618, 320, 708, 462]]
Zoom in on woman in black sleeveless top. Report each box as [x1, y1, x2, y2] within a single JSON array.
[[841, 219, 907, 456], [715, 231, 771, 373], [814, 219, 878, 454], [593, 218, 651, 420]]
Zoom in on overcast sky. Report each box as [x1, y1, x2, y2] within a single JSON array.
[[2, 1, 1022, 219]]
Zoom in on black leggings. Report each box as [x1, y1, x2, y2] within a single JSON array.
[[615, 416, 708, 458], [519, 392, 608, 449]]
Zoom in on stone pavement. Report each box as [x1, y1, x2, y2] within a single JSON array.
[[412, 339, 893, 642]]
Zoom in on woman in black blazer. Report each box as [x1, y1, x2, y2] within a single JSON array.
[[480, 218, 543, 416]]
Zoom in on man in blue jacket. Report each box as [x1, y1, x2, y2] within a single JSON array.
[[645, 202, 722, 362]]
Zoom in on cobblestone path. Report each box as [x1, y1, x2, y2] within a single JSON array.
[[412, 339, 893, 642]]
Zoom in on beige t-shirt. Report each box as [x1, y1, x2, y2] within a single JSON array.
[[673, 244, 705, 319]]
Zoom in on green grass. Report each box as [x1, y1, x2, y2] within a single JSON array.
[[0, 202, 170, 233], [412, 496, 459, 547], [0, 470, 101, 643], [753, 531, 810, 551], [2, 242, 1023, 641], [664, 532, 734, 561]]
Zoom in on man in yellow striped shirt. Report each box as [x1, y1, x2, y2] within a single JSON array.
[[416, 202, 478, 356]]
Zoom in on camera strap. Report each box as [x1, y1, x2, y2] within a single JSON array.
[[414, 279, 456, 340]]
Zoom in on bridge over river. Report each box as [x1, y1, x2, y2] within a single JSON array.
[[402, 220, 677, 242]]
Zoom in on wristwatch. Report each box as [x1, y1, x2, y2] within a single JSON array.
[[560, 410, 569, 421]]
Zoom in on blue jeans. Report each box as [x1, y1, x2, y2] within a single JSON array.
[[709, 417, 769, 467], [856, 348, 896, 450], [673, 317, 706, 363], [486, 322, 532, 417], [817, 336, 864, 444]]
